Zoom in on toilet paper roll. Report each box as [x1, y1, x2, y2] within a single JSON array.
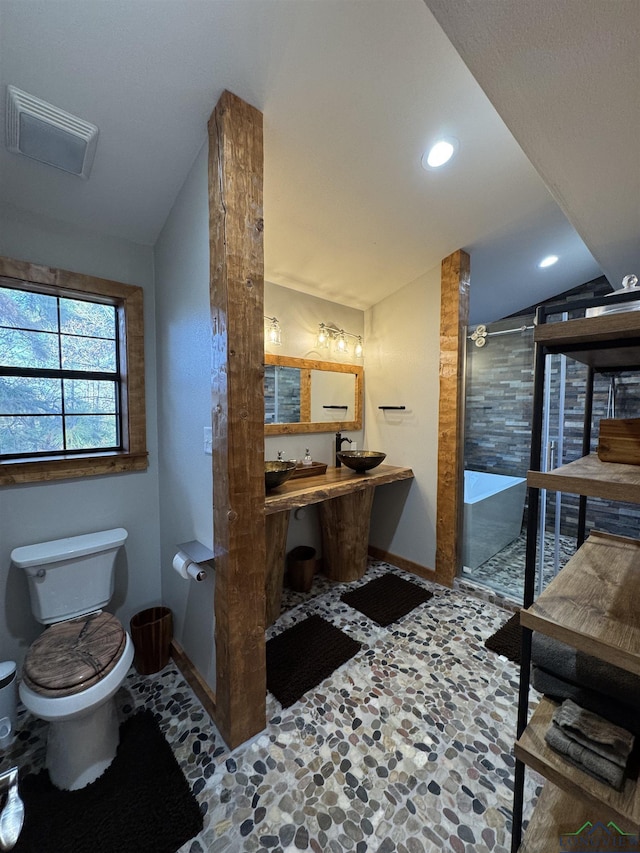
[[172, 551, 207, 582]]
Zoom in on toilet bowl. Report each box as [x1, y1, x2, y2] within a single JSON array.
[[11, 529, 132, 790]]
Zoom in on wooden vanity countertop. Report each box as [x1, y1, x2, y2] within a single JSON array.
[[264, 463, 414, 514]]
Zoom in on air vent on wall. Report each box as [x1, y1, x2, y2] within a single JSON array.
[[5, 85, 99, 179]]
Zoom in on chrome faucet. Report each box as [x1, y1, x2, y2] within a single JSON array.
[[335, 432, 353, 467]]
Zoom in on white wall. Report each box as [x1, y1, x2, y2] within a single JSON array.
[[153, 141, 216, 687], [0, 203, 161, 668], [264, 281, 365, 555], [364, 266, 441, 571]]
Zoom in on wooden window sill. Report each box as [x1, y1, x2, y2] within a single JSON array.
[[0, 451, 149, 485]]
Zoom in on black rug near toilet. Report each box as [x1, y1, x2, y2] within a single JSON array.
[[484, 611, 522, 664], [340, 573, 433, 626], [14, 709, 203, 853], [266, 615, 362, 708]]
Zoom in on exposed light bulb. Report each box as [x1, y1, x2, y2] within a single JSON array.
[[336, 332, 348, 353], [267, 318, 281, 346], [317, 324, 328, 348], [354, 337, 363, 358]]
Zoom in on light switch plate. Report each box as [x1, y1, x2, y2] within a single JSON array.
[[204, 427, 212, 455]]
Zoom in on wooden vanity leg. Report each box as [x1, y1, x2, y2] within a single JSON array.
[[319, 488, 375, 582], [265, 511, 291, 626]]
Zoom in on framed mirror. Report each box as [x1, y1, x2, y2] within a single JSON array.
[[264, 354, 363, 435]]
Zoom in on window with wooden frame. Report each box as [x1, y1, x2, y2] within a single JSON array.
[[0, 257, 148, 485]]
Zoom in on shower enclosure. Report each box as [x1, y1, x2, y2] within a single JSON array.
[[463, 316, 538, 600], [463, 295, 640, 602]]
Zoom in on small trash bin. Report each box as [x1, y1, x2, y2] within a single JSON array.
[[286, 546, 316, 593], [130, 607, 173, 675], [0, 662, 17, 747]]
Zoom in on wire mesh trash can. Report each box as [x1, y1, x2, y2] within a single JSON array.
[[130, 607, 173, 675]]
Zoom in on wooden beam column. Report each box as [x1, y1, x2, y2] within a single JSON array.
[[436, 249, 470, 585], [208, 90, 266, 747]]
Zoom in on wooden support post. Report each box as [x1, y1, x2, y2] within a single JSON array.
[[319, 488, 375, 582], [208, 90, 266, 747], [265, 511, 291, 626], [436, 249, 470, 585]]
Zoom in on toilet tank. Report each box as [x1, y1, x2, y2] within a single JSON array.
[[11, 528, 128, 625]]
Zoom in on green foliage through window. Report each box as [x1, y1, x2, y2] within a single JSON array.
[[0, 286, 121, 458]]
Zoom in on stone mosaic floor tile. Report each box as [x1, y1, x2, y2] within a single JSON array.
[[462, 530, 576, 603], [3, 560, 543, 853]]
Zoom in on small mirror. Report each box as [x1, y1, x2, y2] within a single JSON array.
[[264, 354, 363, 435]]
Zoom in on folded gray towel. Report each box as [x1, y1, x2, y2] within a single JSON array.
[[531, 665, 640, 735], [545, 722, 625, 790], [532, 632, 640, 707], [553, 699, 634, 767]]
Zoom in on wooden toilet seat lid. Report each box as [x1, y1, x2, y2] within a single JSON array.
[[23, 611, 126, 697]]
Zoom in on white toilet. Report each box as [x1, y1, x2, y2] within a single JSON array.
[[11, 528, 134, 791]]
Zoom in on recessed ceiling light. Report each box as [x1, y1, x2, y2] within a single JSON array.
[[538, 255, 559, 268], [421, 137, 459, 170]]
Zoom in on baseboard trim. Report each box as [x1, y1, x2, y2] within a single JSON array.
[[170, 638, 217, 720], [367, 545, 451, 588]]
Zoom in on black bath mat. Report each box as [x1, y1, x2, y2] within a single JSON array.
[[14, 709, 203, 853], [340, 573, 433, 626], [484, 612, 522, 664], [266, 614, 362, 708]]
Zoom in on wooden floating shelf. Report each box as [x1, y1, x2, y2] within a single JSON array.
[[520, 530, 640, 676], [264, 464, 413, 515], [515, 697, 640, 830], [535, 312, 640, 369], [519, 780, 639, 851], [528, 453, 640, 504]]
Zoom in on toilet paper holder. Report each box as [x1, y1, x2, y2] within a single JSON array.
[[174, 541, 214, 583], [177, 540, 214, 564]]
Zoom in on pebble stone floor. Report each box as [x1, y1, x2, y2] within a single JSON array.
[[4, 560, 543, 853], [463, 530, 576, 603]]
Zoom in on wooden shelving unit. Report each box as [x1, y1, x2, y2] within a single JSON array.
[[519, 782, 630, 852], [512, 299, 640, 851], [516, 697, 640, 828], [520, 530, 640, 676], [534, 310, 640, 369], [527, 453, 640, 502]]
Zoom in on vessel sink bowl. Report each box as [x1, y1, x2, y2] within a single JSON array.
[[337, 450, 386, 472], [265, 461, 297, 490]]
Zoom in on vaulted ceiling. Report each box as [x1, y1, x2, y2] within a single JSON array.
[[1, 1, 632, 325]]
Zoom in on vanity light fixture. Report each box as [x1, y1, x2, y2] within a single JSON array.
[[264, 315, 282, 346], [316, 323, 364, 358], [538, 255, 559, 268]]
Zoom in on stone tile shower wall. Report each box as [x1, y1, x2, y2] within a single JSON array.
[[464, 319, 534, 480], [465, 280, 640, 540], [264, 365, 300, 424]]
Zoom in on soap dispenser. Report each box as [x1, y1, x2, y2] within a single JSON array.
[[303, 448, 312, 466]]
